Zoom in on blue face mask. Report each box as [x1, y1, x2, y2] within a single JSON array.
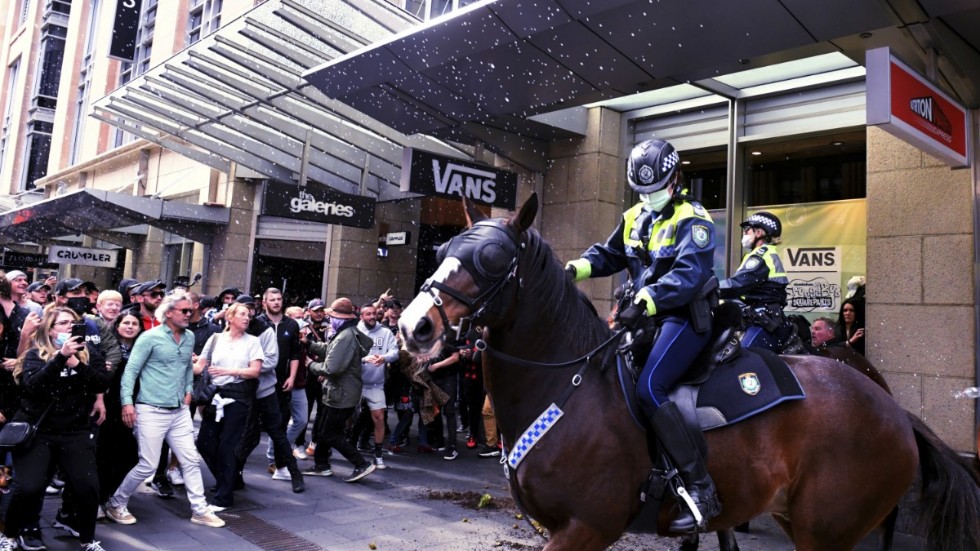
[[54, 333, 70, 347]]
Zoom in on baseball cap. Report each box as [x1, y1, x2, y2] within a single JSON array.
[[118, 278, 140, 296], [296, 319, 310, 330], [235, 294, 256, 306], [55, 278, 86, 296], [27, 281, 50, 293], [133, 280, 165, 295], [5, 270, 27, 282], [307, 298, 325, 311], [324, 297, 357, 319]]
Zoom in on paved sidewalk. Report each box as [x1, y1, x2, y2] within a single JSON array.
[[27, 434, 925, 551]]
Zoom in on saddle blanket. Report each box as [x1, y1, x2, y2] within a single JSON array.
[[618, 348, 806, 431]]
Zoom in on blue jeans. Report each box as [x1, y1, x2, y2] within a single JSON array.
[[636, 317, 711, 414]]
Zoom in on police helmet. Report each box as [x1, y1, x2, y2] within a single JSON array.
[[626, 139, 681, 194], [740, 212, 782, 238]]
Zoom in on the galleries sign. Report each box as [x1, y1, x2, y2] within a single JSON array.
[[400, 148, 518, 209], [263, 181, 375, 228], [866, 47, 970, 167]]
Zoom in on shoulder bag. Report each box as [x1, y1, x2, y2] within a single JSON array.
[[0, 402, 54, 450], [192, 335, 218, 406]]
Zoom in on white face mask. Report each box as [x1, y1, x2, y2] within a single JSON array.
[[639, 188, 672, 212], [741, 233, 756, 249]]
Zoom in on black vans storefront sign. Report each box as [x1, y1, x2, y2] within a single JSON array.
[[263, 181, 375, 229], [400, 148, 517, 209]]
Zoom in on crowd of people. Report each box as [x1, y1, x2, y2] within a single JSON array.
[[0, 272, 501, 551]]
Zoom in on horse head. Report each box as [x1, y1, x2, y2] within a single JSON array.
[[400, 194, 539, 359]]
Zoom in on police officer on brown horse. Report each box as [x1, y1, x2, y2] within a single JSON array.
[[566, 138, 721, 532]]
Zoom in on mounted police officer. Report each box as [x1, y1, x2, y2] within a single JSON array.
[[565, 138, 721, 533], [720, 212, 798, 353]]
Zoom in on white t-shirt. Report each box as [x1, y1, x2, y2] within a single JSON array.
[[201, 332, 264, 387]]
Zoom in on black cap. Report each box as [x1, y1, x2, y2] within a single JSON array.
[[219, 287, 242, 299], [55, 278, 85, 296], [118, 278, 139, 296], [234, 294, 255, 306], [133, 280, 166, 295], [27, 281, 50, 293]]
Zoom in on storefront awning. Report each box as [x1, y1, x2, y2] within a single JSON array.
[[306, 0, 980, 141], [91, 0, 471, 203], [0, 189, 230, 247]]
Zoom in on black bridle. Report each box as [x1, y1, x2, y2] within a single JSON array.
[[419, 220, 523, 346]]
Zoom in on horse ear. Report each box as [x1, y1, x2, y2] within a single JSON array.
[[512, 193, 538, 233], [463, 197, 487, 227]]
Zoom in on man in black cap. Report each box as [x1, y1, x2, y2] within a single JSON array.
[[230, 295, 304, 493], [117, 279, 139, 308], [130, 280, 166, 332], [26, 281, 51, 309]]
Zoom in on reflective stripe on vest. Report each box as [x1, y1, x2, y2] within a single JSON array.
[[622, 201, 711, 259], [739, 245, 789, 284]]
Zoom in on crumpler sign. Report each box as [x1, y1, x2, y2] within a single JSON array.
[[48, 246, 119, 268], [400, 148, 517, 209], [866, 47, 970, 167], [263, 181, 375, 229], [108, 0, 143, 61]]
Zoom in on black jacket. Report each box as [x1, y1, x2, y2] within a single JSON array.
[[14, 346, 110, 433], [257, 314, 302, 384]]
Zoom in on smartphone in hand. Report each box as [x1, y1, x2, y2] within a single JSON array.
[[70, 322, 87, 340]]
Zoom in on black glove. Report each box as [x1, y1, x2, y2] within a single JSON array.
[[617, 303, 645, 330], [565, 265, 577, 280]]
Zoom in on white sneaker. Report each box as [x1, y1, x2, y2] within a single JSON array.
[[373, 456, 387, 470], [271, 467, 292, 481], [105, 504, 137, 525], [191, 510, 225, 528], [167, 466, 184, 486], [0, 535, 16, 551], [292, 446, 308, 460]]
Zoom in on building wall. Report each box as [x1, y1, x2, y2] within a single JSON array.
[[866, 125, 976, 451]]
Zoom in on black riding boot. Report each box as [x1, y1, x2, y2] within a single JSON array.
[[650, 402, 721, 533]]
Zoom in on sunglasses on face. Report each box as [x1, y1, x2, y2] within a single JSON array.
[[146, 291, 165, 299], [178, 308, 195, 315]]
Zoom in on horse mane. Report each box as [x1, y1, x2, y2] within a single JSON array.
[[519, 227, 610, 348]]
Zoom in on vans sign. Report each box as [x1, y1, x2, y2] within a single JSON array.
[[263, 181, 374, 228], [782, 246, 842, 313], [400, 148, 517, 209]]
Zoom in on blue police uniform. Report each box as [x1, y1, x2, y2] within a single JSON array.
[[719, 244, 790, 352], [575, 198, 716, 413]]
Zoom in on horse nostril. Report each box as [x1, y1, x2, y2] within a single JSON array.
[[414, 317, 434, 343]]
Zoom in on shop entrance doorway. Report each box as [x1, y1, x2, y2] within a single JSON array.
[[253, 240, 325, 308]]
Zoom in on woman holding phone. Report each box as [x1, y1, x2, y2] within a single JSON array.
[[0, 306, 110, 551]]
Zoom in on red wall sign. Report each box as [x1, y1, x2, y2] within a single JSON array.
[[866, 47, 970, 167]]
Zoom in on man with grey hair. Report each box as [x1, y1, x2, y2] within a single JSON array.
[[105, 293, 225, 528], [810, 317, 840, 348]]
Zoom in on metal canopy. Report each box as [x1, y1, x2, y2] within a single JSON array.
[[306, 0, 980, 141], [0, 189, 231, 247], [91, 0, 472, 203]]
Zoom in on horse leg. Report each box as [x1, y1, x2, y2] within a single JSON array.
[[542, 518, 609, 551], [718, 529, 740, 551], [877, 507, 897, 551]]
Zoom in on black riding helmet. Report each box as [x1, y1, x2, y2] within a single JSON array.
[[626, 139, 681, 194], [740, 212, 782, 240]]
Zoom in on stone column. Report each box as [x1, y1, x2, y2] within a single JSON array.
[[866, 126, 975, 450], [542, 107, 625, 317], [204, 178, 256, 296]]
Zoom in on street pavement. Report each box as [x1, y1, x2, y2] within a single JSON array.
[[29, 430, 926, 551]]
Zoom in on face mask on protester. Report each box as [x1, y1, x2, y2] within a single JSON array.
[[54, 332, 71, 348], [329, 316, 346, 332], [639, 188, 672, 212], [66, 297, 91, 316], [741, 233, 757, 249]]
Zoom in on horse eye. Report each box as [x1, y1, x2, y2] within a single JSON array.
[[475, 242, 510, 278]]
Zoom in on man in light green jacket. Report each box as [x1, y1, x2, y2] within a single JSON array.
[[303, 298, 376, 483]]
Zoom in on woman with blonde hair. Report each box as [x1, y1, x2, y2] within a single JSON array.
[[194, 302, 262, 509], [1, 306, 109, 551]]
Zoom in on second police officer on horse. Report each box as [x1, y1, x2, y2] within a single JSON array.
[[565, 138, 721, 533], [719, 212, 803, 354]]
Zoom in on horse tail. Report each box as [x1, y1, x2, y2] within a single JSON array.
[[908, 412, 980, 551]]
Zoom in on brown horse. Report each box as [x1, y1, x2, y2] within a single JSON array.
[[399, 194, 980, 551]]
